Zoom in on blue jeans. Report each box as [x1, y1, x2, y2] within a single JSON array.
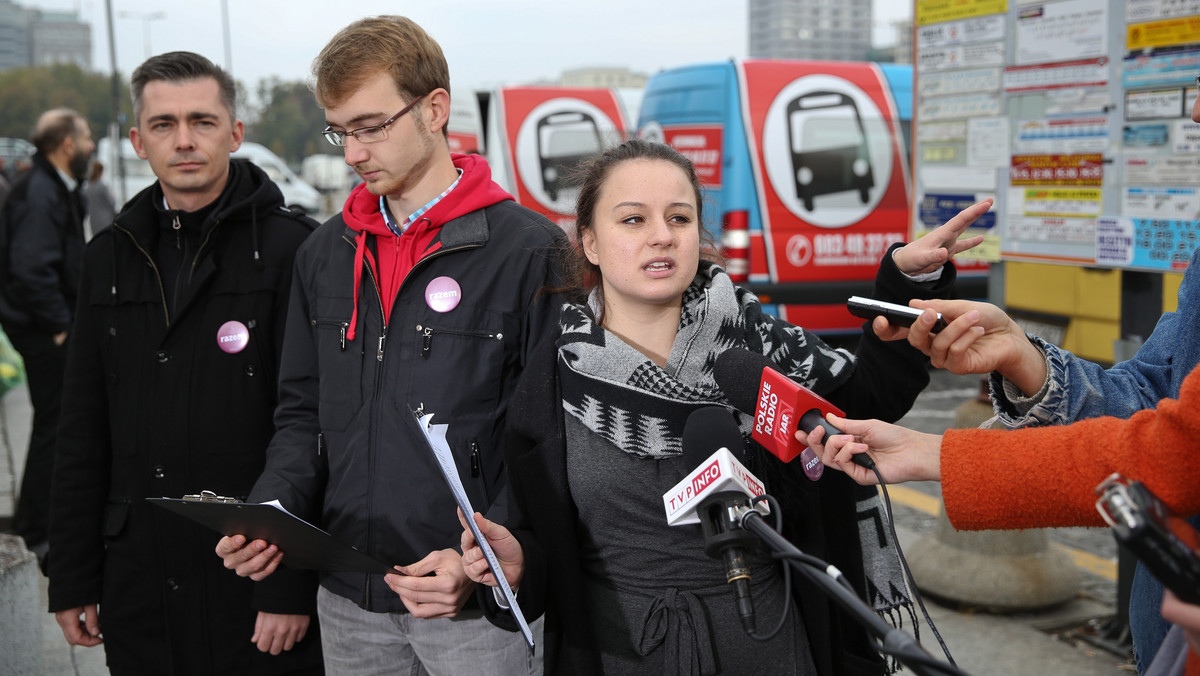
[[1130, 560, 1179, 674], [317, 585, 542, 676]]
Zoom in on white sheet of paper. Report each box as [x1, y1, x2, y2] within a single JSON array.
[[413, 411, 534, 649]]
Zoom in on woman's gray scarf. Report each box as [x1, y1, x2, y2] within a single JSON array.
[[557, 263, 918, 659]]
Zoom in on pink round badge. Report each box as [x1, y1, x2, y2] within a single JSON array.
[[425, 276, 462, 313], [216, 320, 250, 354]]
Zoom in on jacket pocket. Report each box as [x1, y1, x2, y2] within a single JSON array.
[[101, 500, 131, 539], [404, 320, 507, 418], [313, 300, 363, 431]]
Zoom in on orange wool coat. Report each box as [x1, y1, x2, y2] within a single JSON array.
[[940, 363, 1200, 676]]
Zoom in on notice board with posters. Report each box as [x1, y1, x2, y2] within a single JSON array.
[[911, 0, 1200, 273]]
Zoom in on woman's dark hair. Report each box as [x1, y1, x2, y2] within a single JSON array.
[[561, 138, 721, 323]]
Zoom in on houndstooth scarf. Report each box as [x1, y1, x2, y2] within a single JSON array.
[[557, 262, 918, 660]]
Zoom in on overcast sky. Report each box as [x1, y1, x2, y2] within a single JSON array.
[[35, 0, 911, 91]]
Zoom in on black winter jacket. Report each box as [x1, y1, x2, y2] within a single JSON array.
[[0, 152, 85, 333], [249, 198, 565, 613], [48, 160, 323, 675]]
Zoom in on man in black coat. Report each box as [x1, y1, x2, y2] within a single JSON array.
[[0, 108, 92, 565], [47, 52, 323, 675]]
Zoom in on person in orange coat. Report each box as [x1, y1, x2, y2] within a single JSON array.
[[803, 363, 1200, 676]]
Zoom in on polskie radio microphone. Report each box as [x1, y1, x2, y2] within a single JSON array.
[[713, 348, 875, 474], [663, 406, 765, 635]]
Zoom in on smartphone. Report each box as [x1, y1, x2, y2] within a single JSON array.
[[846, 296, 947, 333], [1096, 473, 1200, 605]]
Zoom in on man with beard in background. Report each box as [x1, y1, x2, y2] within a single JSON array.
[[0, 108, 92, 570]]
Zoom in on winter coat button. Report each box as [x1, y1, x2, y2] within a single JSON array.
[[166, 578, 180, 591], [156, 351, 169, 363], [244, 364, 255, 376], [153, 465, 166, 479]]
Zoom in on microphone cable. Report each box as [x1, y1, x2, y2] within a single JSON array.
[[743, 493, 792, 642]]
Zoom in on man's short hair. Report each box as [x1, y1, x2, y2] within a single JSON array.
[[31, 108, 86, 156], [130, 51, 237, 124], [312, 16, 450, 111]]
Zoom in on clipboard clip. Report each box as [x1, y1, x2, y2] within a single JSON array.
[[182, 490, 241, 503]]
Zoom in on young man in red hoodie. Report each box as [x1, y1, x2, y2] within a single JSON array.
[[216, 16, 563, 675]]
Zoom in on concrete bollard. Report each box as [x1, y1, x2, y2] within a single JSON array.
[[0, 533, 42, 675], [905, 392, 1080, 611]]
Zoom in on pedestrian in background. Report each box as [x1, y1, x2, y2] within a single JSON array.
[[0, 108, 92, 569], [84, 160, 116, 237]]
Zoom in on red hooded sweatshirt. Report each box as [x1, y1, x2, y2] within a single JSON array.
[[340, 153, 514, 341]]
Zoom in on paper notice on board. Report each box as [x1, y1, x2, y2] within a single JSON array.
[[967, 117, 1010, 167]]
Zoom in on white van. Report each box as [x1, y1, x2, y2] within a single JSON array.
[[96, 137, 323, 216]]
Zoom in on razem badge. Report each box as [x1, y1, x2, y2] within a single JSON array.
[[425, 276, 462, 313], [216, 320, 249, 354], [662, 449, 769, 526]]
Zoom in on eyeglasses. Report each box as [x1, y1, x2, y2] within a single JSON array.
[[322, 95, 424, 147]]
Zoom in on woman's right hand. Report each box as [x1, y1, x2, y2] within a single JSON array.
[[875, 298, 1048, 397], [459, 509, 525, 589]]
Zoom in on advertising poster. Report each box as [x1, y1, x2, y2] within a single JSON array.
[[919, 192, 1000, 261], [1122, 47, 1200, 88], [1122, 186, 1200, 218], [1096, 215, 1200, 269], [1013, 116, 1109, 153], [918, 14, 1006, 48], [1124, 88, 1186, 120], [494, 87, 627, 231], [1128, 16, 1200, 51], [1020, 187, 1103, 217], [1009, 216, 1097, 243], [1127, 0, 1200, 22], [738, 61, 909, 285], [1004, 58, 1109, 92], [1010, 154, 1104, 185], [638, 123, 724, 188], [916, 0, 1008, 26]]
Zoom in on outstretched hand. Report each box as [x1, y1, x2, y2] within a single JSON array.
[[872, 298, 1048, 396], [802, 413, 943, 485], [892, 198, 992, 276]]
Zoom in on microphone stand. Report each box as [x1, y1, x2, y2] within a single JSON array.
[[735, 505, 969, 676]]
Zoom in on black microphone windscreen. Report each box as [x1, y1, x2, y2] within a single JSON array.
[[713, 349, 775, 414], [682, 406, 743, 467]]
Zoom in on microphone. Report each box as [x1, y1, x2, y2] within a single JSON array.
[[665, 406, 763, 635], [662, 407, 769, 526], [713, 348, 874, 472]]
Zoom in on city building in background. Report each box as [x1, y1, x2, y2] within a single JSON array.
[[749, 0, 873, 62], [0, 0, 90, 72]]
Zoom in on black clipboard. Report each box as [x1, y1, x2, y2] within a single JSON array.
[[148, 497, 393, 575]]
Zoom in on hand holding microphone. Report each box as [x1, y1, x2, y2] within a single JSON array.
[[806, 413, 944, 485], [712, 349, 875, 475]]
